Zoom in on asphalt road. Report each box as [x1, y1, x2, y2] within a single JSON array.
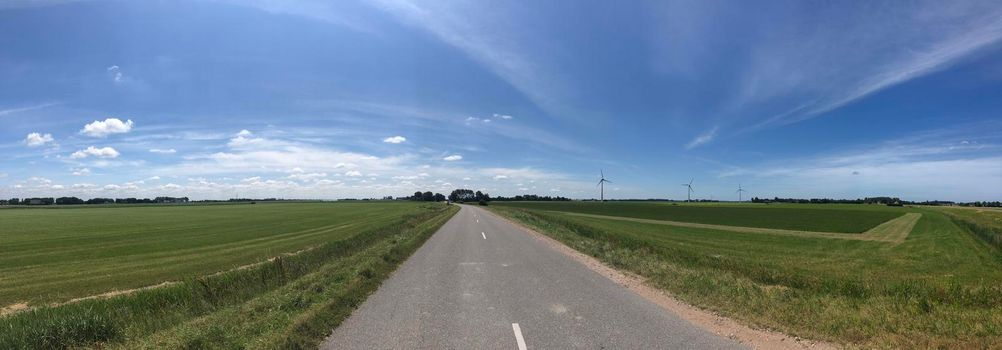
[[321, 204, 745, 349]]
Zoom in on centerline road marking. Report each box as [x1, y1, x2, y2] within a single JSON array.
[[512, 323, 528, 350], [482, 232, 487, 240]]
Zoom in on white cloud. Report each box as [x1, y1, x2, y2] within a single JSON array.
[[685, 127, 718, 149], [72, 168, 91, 176], [0, 102, 59, 118], [717, 125, 1002, 201], [237, 129, 253, 136], [24, 132, 54, 147], [149, 148, 176, 154], [493, 113, 513, 120], [443, 154, 463, 161], [383, 136, 407, 144], [371, 1, 569, 116], [344, 170, 363, 177], [493, 174, 509, 180], [70, 146, 120, 159], [80, 118, 134, 137], [107, 65, 123, 83], [287, 172, 328, 182], [736, 3, 1002, 131], [148, 176, 161, 181]]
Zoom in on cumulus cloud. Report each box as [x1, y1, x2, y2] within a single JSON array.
[[493, 113, 513, 120], [443, 154, 463, 161], [24, 132, 54, 147], [344, 170, 363, 177], [149, 148, 176, 154], [80, 118, 134, 137], [493, 174, 509, 180], [383, 136, 407, 144], [107, 65, 123, 83], [72, 168, 91, 176], [70, 146, 120, 159]]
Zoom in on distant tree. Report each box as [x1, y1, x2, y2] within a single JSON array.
[[434, 193, 446, 202], [449, 189, 476, 202], [9, 198, 19, 205], [56, 197, 84, 205]]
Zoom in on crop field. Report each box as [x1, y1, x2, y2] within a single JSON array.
[[491, 202, 1002, 348], [0, 202, 458, 349], [494, 201, 904, 233]]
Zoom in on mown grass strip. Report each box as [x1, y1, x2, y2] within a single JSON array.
[[0, 204, 457, 349]]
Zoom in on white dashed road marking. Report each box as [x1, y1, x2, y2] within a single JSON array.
[[512, 323, 527, 350], [482, 232, 487, 240]]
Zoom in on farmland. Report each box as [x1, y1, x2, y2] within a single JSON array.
[[490, 202, 1002, 348], [0, 202, 458, 349], [494, 201, 904, 233]]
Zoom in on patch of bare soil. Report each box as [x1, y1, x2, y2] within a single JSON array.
[[490, 210, 838, 350], [0, 302, 29, 317]]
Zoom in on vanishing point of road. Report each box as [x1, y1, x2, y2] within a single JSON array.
[[321, 204, 745, 349]]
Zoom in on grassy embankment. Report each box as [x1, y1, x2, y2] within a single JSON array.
[[0, 202, 458, 349], [934, 206, 1002, 251], [490, 202, 1002, 348]]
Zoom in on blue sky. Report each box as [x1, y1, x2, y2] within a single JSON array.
[[1, 0, 1000, 201]]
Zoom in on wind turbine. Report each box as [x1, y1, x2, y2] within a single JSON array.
[[736, 183, 746, 202], [597, 170, 612, 201], [681, 178, 694, 202]]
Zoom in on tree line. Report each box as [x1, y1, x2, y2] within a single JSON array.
[[492, 194, 570, 201], [410, 191, 447, 202]]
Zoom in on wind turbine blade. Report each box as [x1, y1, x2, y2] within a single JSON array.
[[601, 169, 604, 178], [689, 178, 693, 185], [605, 180, 612, 184]]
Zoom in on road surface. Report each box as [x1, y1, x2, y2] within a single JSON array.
[[321, 204, 745, 349]]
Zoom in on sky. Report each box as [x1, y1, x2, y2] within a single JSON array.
[[1, 0, 1000, 201]]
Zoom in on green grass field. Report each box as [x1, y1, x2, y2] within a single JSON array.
[[0, 202, 458, 349], [491, 202, 1002, 348], [0, 202, 424, 305], [494, 201, 903, 233]]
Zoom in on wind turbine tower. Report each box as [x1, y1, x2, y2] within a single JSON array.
[[597, 170, 612, 201], [681, 178, 694, 202], [736, 183, 746, 202]]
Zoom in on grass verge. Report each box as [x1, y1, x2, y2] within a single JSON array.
[[0, 204, 458, 349], [490, 205, 1002, 348]]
